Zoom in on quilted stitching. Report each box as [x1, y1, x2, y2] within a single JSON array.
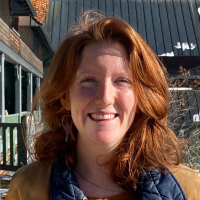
[[50, 158, 188, 200], [136, 169, 187, 200]]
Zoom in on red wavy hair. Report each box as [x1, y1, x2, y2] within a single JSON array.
[[32, 12, 182, 188]]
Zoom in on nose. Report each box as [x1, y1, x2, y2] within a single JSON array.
[[94, 80, 115, 107]]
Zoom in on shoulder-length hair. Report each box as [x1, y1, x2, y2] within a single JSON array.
[[32, 12, 182, 188]]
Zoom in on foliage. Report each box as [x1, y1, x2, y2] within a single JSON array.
[[168, 66, 200, 171]]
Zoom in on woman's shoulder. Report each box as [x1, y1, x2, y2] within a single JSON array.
[[8, 161, 52, 200], [11, 161, 52, 183], [170, 165, 200, 200]]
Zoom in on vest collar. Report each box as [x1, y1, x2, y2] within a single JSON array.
[[50, 156, 187, 200]]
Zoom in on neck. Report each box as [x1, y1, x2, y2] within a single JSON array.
[[74, 135, 124, 197], [75, 134, 114, 178]]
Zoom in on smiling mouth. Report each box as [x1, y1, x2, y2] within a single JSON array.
[[89, 113, 118, 120]]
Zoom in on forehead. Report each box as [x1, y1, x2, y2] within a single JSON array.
[[81, 42, 129, 59], [77, 42, 130, 74]]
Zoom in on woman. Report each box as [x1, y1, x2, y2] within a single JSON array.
[[7, 13, 200, 200]]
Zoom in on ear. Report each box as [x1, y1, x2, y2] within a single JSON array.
[[60, 93, 71, 110]]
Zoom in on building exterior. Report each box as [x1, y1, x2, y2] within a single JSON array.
[[0, 0, 55, 187], [0, 0, 53, 123]]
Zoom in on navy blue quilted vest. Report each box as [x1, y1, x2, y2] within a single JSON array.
[[50, 158, 187, 200]]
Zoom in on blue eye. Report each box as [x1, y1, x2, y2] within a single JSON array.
[[79, 77, 98, 88], [82, 78, 96, 82], [117, 79, 129, 83], [115, 78, 132, 87]]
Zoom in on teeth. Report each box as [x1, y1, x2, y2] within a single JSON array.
[[99, 115, 104, 119], [91, 114, 116, 120], [104, 114, 109, 119]]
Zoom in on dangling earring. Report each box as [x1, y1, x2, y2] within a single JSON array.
[[61, 111, 75, 142]]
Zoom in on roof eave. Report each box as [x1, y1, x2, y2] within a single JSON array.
[[10, 0, 37, 17], [31, 17, 54, 55]]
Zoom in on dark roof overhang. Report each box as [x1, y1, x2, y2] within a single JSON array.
[[18, 15, 54, 55], [9, 0, 37, 17], [160, 56, 200, 76], [31, 17, 54, 55]]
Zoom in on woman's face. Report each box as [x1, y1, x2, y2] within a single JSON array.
[[61, 42, 137, 148]]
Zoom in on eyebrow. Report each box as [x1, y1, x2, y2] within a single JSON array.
[[75, 71, 132, 80], [76, 71, 93, 76], [76, 67, 100, 75]]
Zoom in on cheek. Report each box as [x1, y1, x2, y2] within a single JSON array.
[[69, 86, 96, 111], [119, 89, 137, 111], [78, 87, 96, 99], [118, 90, 137, 127], [70, 84, 96, 99]]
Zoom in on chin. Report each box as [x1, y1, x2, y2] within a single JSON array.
[[91, 132, 122, 147], [93, 140, 115, 146]]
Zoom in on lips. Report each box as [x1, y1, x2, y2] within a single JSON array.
[[88, 113, 118, 120]]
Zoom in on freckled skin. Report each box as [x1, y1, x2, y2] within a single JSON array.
[[61, 42, 137, 149]]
